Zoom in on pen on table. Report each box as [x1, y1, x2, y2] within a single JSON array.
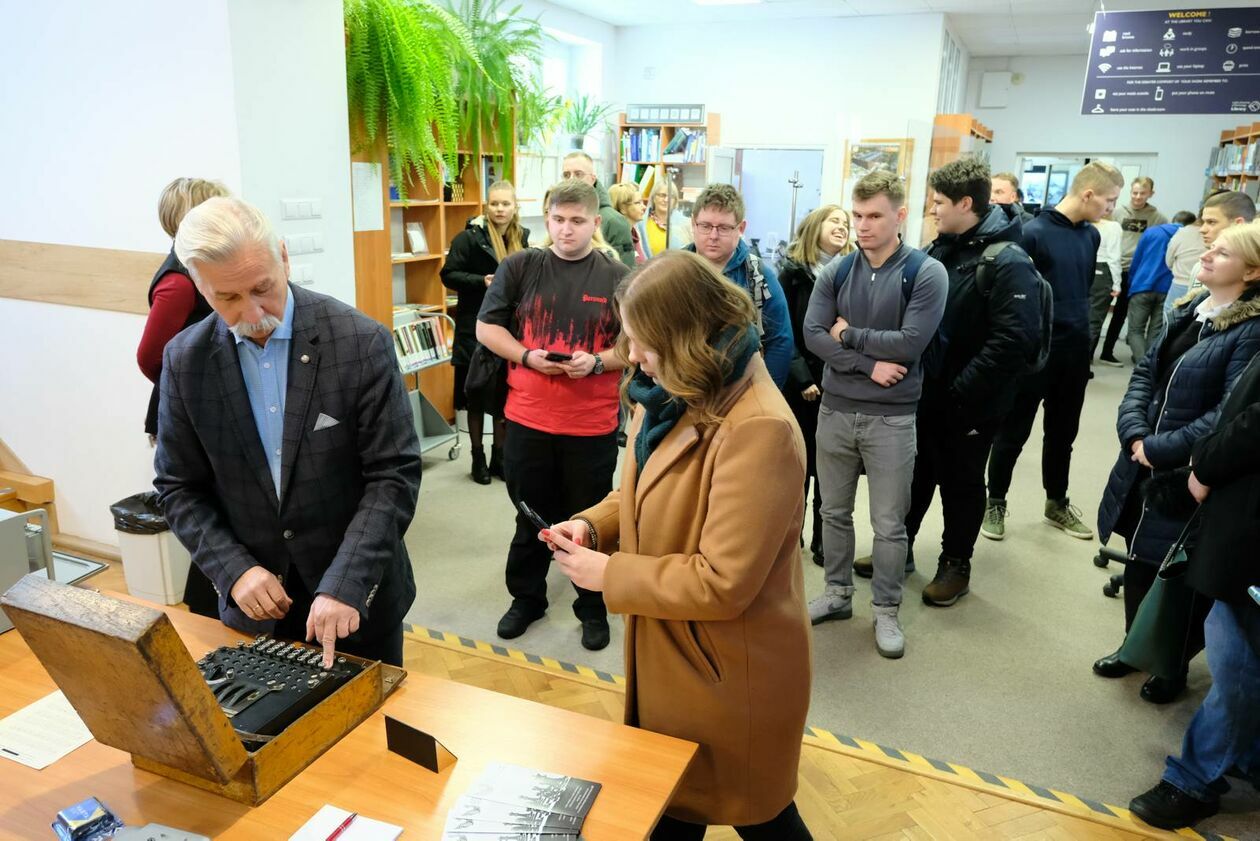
[[325, 812, 357, 841]]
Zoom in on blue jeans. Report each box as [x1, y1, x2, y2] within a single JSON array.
[[1162, 600, 1260, 800], [1164, 282, 1189, 321]]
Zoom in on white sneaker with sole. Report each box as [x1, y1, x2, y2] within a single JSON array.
[[872, 604, 905, 659], [808, 585, 853, 625]]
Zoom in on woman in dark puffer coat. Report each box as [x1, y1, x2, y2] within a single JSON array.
[[1094, 222, 1260, 703]]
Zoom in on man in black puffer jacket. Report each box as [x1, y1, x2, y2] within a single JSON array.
[[900, 157, 1042, 606]]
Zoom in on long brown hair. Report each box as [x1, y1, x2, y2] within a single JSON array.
[[484, 180, 526, 261], [786, 204, 853, 267], [616, 250, 758, 425]]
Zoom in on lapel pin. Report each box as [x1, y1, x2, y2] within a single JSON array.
[[300, 354, 310, 363]]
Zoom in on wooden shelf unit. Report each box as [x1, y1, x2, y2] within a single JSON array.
[[919, 113, 995, 246], [352, 131, 513, 422], [615, 111, 720, 206], [1208, 122, 1260, 194]]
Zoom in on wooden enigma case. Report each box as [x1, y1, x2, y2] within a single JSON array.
[[1, 575, 406, 805]]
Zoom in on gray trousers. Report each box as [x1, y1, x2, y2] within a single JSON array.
[[816, 406, 916, 606], [1088, 265, 1114, 356], [1126, 291, 1165, 363]]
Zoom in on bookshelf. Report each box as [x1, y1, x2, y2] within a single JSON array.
[[352, 126, 513, 430], [1206, 122, 1260, 198], [615, 111, 721, 210]]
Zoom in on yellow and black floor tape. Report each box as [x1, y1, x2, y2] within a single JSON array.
[[406, 624, 1233, 841]]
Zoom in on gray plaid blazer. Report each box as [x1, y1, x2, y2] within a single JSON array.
[[154, 284, 421, 637]]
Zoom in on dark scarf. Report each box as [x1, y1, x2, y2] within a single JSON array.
[[627, 324, 758, 471]]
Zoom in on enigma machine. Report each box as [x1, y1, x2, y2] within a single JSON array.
[[197, 637, 365, 749], [1, 574, 405, 805]]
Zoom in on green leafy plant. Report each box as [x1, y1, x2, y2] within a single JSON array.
[[344, 0, 481, 197], [446, 0, 544, 182], [562, 94, 616, 137], [515, 75, 565, 150]]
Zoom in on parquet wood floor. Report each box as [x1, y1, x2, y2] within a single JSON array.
[[82, 558, 1211, 839]]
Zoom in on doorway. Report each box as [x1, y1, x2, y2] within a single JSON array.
[[732, 147, 825, 262], [1015, 154, 1157, 212]]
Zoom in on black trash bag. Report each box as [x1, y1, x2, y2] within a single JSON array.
[[110, 492, 169, 535]]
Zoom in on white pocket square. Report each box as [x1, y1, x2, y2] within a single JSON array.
[[313, 413, 340, 431]]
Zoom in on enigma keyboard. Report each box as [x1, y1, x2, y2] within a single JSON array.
[[195, 636, 365, 748]]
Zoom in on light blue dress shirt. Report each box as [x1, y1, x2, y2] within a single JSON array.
[[235, 289, 295, 499]]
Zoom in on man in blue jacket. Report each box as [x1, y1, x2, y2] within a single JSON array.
[[1125, 211, 1196, 362], [984, 161, 1124, 543], [685, 184, 792, 388]]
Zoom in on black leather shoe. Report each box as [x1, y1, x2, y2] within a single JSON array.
[[1129, 780, 1218, 830], [1141, 673, 1187, 704], [489, 446, 505, 480], [1093, 651, 1138, 678], [811, 551, 824, 568], [580, 618, 610, 651], [470, 449, 491, 485], [497, 605, 544, 640]]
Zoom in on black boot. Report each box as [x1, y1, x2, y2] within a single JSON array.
[[1129, 780, 1218, 830], [489, 445, 505, 480], [470, 448, 491, 485]]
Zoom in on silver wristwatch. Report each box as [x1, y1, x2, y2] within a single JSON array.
[[592, 353, 605, 375]]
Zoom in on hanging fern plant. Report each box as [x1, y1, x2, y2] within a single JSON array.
[[445, 0, 544, 183], [344, 0, 481, 197]]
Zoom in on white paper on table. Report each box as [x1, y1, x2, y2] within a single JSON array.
[[289, 805, 402, 841], [0, 690, 93, 770], [351, 161, 385, 232]]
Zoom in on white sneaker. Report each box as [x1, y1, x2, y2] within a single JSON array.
[[808, 585, 852, 625], [872, 604, 905, 659]]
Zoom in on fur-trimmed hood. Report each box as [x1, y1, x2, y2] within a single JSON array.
[[1173, 286, 1260, 332]]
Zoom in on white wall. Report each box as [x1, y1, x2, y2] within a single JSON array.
[[965, 54, 1237, 216], [610, 14, 947, 245], [0, 0, 354, 547]]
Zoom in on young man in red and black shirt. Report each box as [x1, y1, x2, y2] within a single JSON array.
[[476, 179, 630, 650]]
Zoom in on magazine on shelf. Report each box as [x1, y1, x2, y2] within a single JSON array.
[[406, 222, 429, 254]]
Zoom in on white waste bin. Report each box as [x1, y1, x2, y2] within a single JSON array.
[[110, 493, 191, 605], [116, 529, 191, 605]]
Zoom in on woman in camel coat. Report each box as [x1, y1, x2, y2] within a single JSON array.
[[543, 250, 813, 839]]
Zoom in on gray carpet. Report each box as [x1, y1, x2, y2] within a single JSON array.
[[402, 362, 1258, 839]]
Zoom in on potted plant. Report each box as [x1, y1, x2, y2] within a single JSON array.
[[562, 95, 616, 150], [446, 0, 545, 182], [344, 0, 478, 197], [516, 75, 565, 152]]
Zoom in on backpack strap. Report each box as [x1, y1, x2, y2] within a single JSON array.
[[833, 251, 860, 292], [973, 241, 1021, 297], [899, 248, 930, 305]]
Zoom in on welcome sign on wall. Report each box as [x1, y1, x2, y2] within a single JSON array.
[[1082, 7, 1260, 115]]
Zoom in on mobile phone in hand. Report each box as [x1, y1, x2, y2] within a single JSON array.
[[544, 351, 573, 362], [517, 499, 550, 532], [1249, 585, 1260, 607]]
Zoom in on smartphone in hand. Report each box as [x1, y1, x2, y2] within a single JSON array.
[[1249, 585, 1260, 607], [517, 499, 550, 532], [544, 351, 573, 362]]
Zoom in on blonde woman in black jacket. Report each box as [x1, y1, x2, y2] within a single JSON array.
[[441, 181, 529, 483]]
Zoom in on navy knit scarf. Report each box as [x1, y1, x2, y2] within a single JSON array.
[[627, 324, 758, 472]]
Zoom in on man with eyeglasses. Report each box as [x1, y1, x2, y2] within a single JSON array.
[[562, 151, 636, 269], [683, 183, 793, 388]]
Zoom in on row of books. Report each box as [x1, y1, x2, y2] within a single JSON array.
[[1208, 142, 1260, 176], [662, 127, 707, 164], [620, 127, 662, 163], [625, 163, 657, 197], [393, 316, 451, 372]]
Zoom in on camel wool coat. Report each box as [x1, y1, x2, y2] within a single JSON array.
[[576, 355, 812, 826]]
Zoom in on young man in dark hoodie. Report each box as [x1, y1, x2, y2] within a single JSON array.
[[984, 161, 1124, 542], [898, 157, 1043, 606], [804, 171, 947, 658]]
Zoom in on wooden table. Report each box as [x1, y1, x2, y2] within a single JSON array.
[[0, 599, 696, 839]]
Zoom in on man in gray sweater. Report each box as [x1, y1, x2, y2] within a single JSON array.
[[803, 171, 947, 658]]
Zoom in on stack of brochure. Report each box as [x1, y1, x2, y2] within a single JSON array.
[[441, 763, 601, 840]]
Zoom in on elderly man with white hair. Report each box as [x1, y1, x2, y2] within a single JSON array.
[[154, 196, 421, 667]]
